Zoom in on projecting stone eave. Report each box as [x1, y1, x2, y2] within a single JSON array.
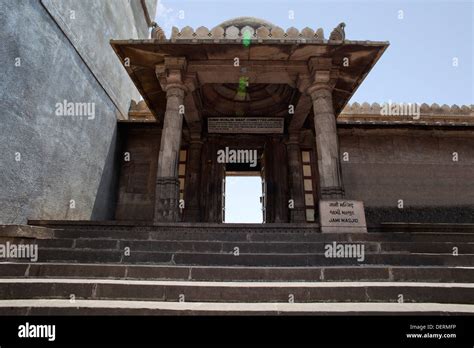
[[110, 38, 390, 46], [110, 39, 389, 122]]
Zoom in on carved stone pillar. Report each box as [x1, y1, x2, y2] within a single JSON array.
[[184, 134, 203, 222], [154, 57, 187, 222], [307, 59, 344, 199], [286, 133, 306, 222]]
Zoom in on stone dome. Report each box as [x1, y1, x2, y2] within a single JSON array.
[[213, 17, 276, 31]]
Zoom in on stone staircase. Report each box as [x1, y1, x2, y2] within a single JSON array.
[[0, 221, 473, 315]]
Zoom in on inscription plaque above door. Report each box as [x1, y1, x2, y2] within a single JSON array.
[[208, 118, 284, 134]]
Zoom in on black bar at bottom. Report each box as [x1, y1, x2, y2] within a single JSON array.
[[0, 316, 472, 346]]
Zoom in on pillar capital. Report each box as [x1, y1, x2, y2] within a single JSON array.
[[287, 132, 300, 145], [189, 132, 203, 145], [308, 57, 333, 74], [307, 85, 333, 106], [155, 57, 188, 92], [307, 71, 338, 98], [165, 87, 186, 100], [305, 57, 339, 98]]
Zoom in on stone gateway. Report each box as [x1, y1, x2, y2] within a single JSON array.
[[109, 17, 473, 227]]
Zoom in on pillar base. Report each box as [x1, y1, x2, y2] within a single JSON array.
[[290, 208, 307, 223], [154, 177, 180, 223], [184, 208, 201, 222]]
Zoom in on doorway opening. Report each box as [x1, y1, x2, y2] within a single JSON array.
[[223, 172, 264, 223]]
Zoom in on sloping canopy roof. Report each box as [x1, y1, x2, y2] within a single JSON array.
[[110, 20, 388, 127]]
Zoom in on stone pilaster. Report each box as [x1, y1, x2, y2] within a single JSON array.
[[286, 133, 306, 222], [154, 57, 188, 222], [184, 134, 203, 222], [307, 59, 344, 199], [155, 177, 180, 221]]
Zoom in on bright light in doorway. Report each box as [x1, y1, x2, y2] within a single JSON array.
[[225, 176, 263, 223]]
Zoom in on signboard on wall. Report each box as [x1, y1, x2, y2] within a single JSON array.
[[208, 118, 284, 134], [319, 200, 368, 233]]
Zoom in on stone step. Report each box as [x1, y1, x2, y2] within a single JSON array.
[[380, 242, 474, 253], [0, 237, 74, 248], [10, 229, 474, 243], [1, 263, 473, 283], [3, 237, 472, 254], [170, 252, 474, 267], [28, 221, 318, 232], [381, 222, 474, 233], [0, 279, 473, 304], [3, 249, 473, 266], [1, 299, 474, 315], [28, 220, 474, 233]]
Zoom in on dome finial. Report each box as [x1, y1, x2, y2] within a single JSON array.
[[213, 17, 276, 31]]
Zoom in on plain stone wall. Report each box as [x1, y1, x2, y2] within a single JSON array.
[[0, 0, 156, 224], [339, 128, 474, 225]]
